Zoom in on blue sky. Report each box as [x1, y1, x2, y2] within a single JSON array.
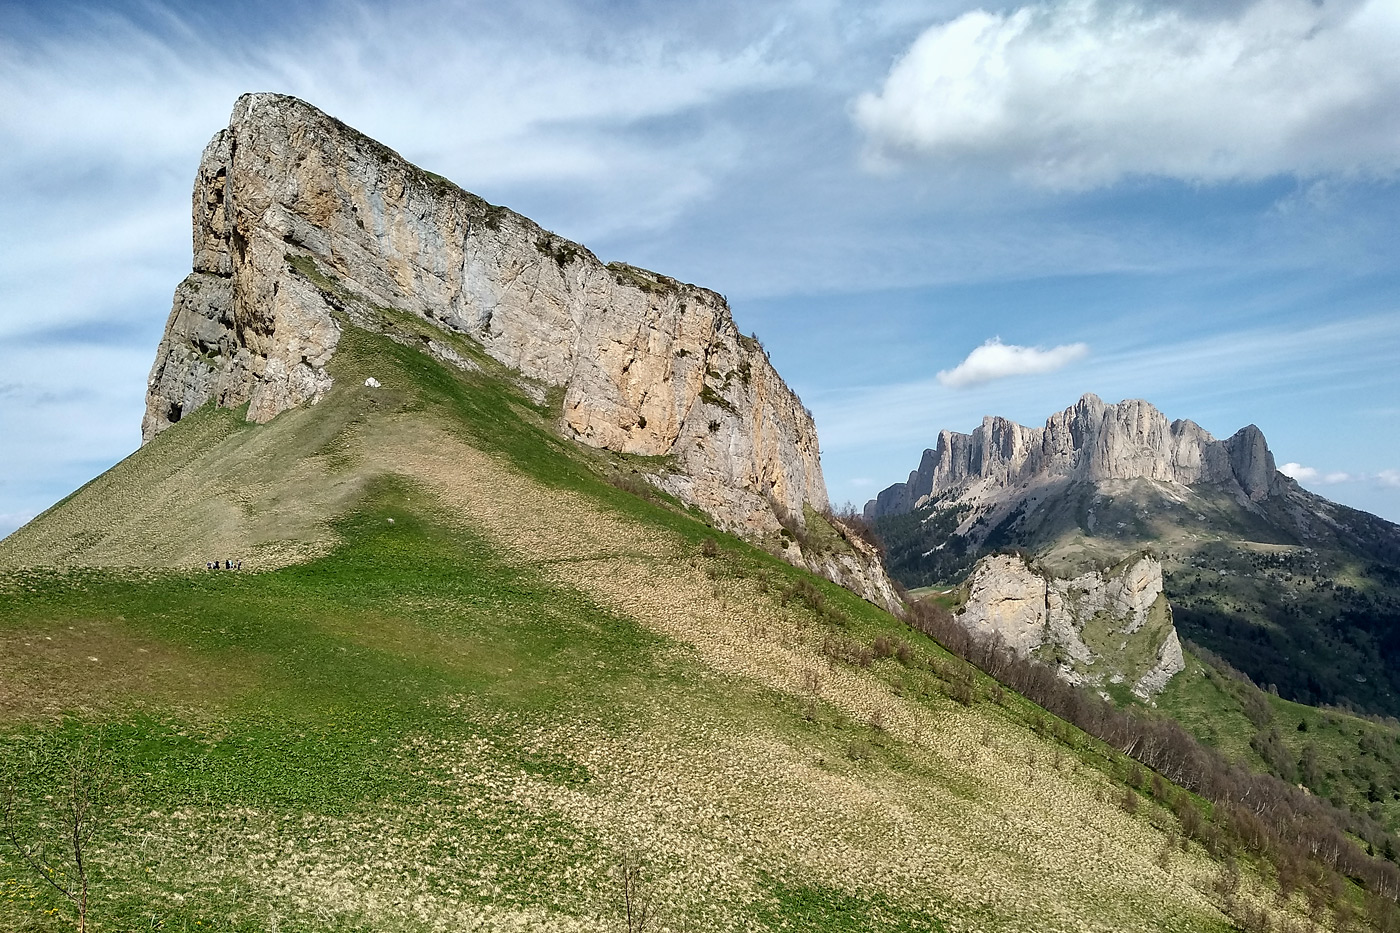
[[2, 0, 1398, 537]]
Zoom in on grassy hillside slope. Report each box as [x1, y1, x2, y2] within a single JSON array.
[[0, 296, 1338, 931], [874, 470, 1400, 847], [1159, 648, 1400, 841]]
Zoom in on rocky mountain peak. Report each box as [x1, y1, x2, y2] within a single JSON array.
[[142, 93, 898, 609], [866, 393, 1287, 519]]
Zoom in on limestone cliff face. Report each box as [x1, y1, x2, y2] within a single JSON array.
[[144, 93, 897, 608], [957, 553, 1184, 698], [866, 394, 1284, 519]]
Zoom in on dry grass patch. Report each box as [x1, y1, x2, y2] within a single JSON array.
[[348, 419, 1272, 932], [0, 617, 255, 721]]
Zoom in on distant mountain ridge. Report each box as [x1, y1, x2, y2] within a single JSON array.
[[865, 393, 1284, 520], [866, 393, 1400, 719]]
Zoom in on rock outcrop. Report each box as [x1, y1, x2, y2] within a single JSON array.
[[957, 552, 1184, 698], [866, 394, 1285, 519], [143, 93, 897, 610]]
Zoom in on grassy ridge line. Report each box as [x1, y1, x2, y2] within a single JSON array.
[[0, 317, 1312, 930]]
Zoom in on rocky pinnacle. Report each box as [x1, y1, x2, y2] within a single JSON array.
[[865, 393, 1286, 519]]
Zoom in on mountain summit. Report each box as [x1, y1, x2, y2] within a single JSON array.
[[128, 92, 893, 607], [147, 92, 818, 536], [867, 393, 1400, 717], [866, 393, 1283, 521]]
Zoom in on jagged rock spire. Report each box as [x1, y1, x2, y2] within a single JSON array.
[[866, 393, 1285, 518]]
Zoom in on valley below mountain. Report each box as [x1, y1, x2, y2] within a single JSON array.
[[868, 394, 1400, 714], [1, 95, 1397, 932], [869, 394, 1400, 841]]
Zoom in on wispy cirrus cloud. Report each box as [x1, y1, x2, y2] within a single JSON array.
[[936, 337, 1089, 387]]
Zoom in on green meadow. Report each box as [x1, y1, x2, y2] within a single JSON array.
[[0, 285, 1339, 932]]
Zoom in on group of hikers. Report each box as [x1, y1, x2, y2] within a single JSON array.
[[206, 559, 242, 570]]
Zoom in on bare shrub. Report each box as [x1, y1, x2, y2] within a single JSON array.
[[1233, 902, 1273, 933], [617, 853, 652, 933], [1158, 836, 1176, 870], [782, 579, 848, 626], [1213, 862, 1242, 912], [872, 634, 896, 660], [822, 633, 874, 668], [611, 473, 661, 504], [1, 730, 112, 933], [1150, 772, 1170, 804], [846, 740, 875, 761], [944, 675, 975, 706], [829, 503, 886, 555], [1175, 796, 1205, 842]]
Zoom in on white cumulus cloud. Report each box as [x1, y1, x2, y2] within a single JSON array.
[[854, 0, 1400, 188], [937, 337, 1088, 387], [1280, 462, 1354, 484]]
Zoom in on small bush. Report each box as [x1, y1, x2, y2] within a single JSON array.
[[1150, 773, 1170, 803], [829, 503, 885, 555], [610, 473, 660, 503], [872, 634, 896, 659], [944, 676, 975, 707], [822, 633, 874, 668], [846, 740, 876, 761]]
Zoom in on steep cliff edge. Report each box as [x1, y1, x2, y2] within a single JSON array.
[[957, 553, 1184, 699], [142, 93, 896, 608]]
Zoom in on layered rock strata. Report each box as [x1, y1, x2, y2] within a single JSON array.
[[866, 393, 1284, 519], [958, 553, 1184, 698], [144, 93, 897, 609]]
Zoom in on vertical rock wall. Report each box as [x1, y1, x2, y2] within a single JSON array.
[[865, 393, 1284, 519], [958, 553, 1185, 698], [143, 93, 898, 609]]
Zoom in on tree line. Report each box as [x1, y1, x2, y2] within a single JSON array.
[[901, 594, 1400, 926]]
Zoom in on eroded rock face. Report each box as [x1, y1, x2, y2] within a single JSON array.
[[957, 553, 1184, 698], [801, 523, 903, 614], [143, 93, 897, 609], [865, 394, 1284, 519]]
